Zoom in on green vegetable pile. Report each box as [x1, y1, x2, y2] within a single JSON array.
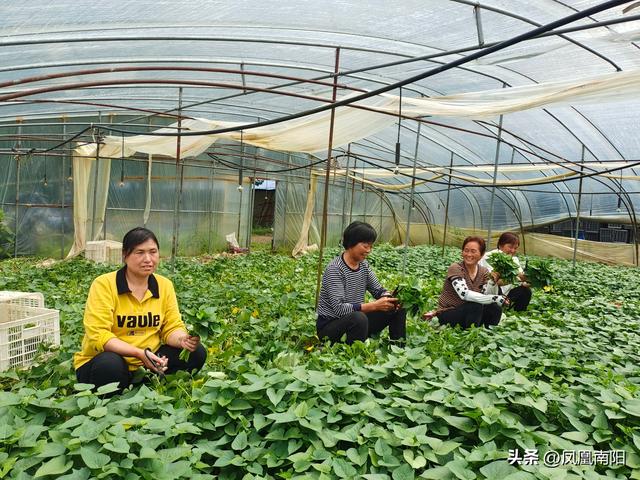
[[486, 252, 520, 285], [524, 258, 555, 289], [393, 277, 431, 317], [0, 245, 639, 479]]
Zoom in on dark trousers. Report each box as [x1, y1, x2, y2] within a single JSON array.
[[506, 286, 532, 311], [437, 302, 502, 329], [317, 309, 406, 344], [76, 343, 207, 391]]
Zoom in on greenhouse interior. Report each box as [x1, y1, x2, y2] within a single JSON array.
[[0, 0, 639, 265], [1, 1, 640, 479]]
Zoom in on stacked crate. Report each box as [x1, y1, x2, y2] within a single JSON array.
[[0, 291, 60, 371], [85, 240, 123, 264]]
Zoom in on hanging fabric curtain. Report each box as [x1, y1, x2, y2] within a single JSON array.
[[67, 69, 640, 257]]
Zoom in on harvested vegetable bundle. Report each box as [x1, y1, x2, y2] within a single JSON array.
[[486, 251, 520, 284], [179, 325, 195, 362], [525, 258, 554, 288], [395, 277, 429, 317]]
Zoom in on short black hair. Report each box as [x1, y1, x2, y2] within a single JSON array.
[[342, 221, 377, 249], [122, 227, 159, 258]]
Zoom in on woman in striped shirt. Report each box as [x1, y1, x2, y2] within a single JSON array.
[[316, 221, 406, 344], [434, 236, 507, 329]]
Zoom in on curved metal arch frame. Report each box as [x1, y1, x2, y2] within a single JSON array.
[[450, 0, 620, 70], [1, 2, 636, 252]]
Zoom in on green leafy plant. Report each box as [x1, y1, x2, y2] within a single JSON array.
[[0, 247, 639, 479], [178, 325, 193, 362], [486, 251, 520, 284], [394, 276, 429, 317], [524, 257, 554, 288]]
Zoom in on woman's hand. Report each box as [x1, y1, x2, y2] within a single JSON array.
[[179, 333, 201, 353], [372, 296, 399, 312], [422, 310, 437, 320], [490, 271, 506, 286], [139, 348, 168, 374]]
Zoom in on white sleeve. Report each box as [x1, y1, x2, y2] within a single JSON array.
[[483, 279, 500, 295], [513, 255, 524, 275], [452, 278, 505, 305], [478, 254, 492, 272]]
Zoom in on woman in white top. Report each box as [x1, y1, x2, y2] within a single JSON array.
[[479, 232, 532, 311]]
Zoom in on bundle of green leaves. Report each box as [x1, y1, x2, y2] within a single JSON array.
[[525, 257, 554, 288], [486, 251, 520, 284], [394, 277, 429, 317]]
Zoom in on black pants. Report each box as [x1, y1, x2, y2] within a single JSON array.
[[76, 343, 207, 391], [317, 309, 406, 345], [437, 302, 502, 329], [506, 286, 532, 311]]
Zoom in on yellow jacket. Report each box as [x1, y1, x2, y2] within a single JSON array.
[[73, 268, 186, 370]]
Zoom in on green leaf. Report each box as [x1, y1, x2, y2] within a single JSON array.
[[231, 431, 248, 450], [621, 399, 640, 417], [442, 415, 476, 433], [445, 459, 475, 480], [80, 446, 111, 469], [266, 388, 286, 407], [424, 437, 460, 456], [346, 448, 367, 466], [420, 466, 453, 479], [87, 406, 108, 418], [560, 431, 588, 443], [95, 383, 120, 395], [392, 464, 415, 480], [333, 458, 357, 478], [403, 450, 427, 469], [34, 455, 73, 478], [56, 468, 91, 480], [37, 442, 67, 458], [375, 439, 393, 457], [103, 437, 130, 454], [479, 460, 518, 479], [294, 401, 309, 418]]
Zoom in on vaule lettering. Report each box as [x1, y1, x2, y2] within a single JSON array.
[[116, 312, 161, 328]]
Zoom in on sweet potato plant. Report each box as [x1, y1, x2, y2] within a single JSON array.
[[0, 244, 638, 479]]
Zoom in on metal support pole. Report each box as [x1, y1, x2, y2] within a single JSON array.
[[281, 153, 291, 248], [248, 165, 257, 247], [441, 152, 454, 254], [60, 118, 66, 258], [572, 145, 586, 269], [170, 88, 183, 262], [236, 134, 245, 246], [474, 4, 485, 46], [90, 120, 101, 241], [486, 106, 505, 246], [13, 157, 20, 258], [340, 144, 351, 233], [349, 155, 355, 223], [402, 122, 421, 276], [379, 187, 383, 234], [315, 47, 340, 307], [207, 150, 215, 252]]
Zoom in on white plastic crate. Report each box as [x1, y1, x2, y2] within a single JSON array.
[[0, 291, 44, 308], [0, 304, 60, 372], [86, 240, 123, 264]]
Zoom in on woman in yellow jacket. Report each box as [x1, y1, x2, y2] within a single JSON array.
[[74, 227, 206, 390]]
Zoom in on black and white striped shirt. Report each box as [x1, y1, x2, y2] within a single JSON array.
[[316, 254, 387, 329]]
